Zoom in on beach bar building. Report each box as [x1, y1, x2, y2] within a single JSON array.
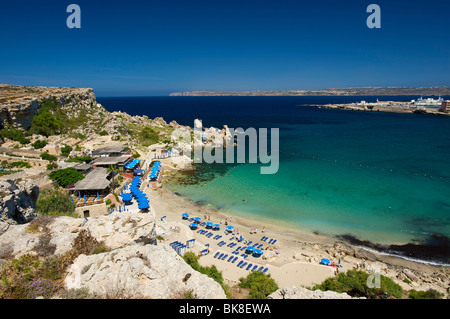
[[70, 167, 113, 206]]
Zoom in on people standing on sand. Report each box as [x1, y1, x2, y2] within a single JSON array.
[[262, 226, 265, 233]]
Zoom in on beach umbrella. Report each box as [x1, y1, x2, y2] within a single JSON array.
[[193, 217, 202, 223], [96, 192, 99, 200], [226, 226, 234, 231], [213, 224, 220, 229], [189, 223, 198, 229], [121, 193, 132, 202], [182, 213, 189, 219], [245, 246, 255, 254], [206, 222, 213, 228], [138, 202, 149, 209], [253, 249, 263, 257], [320, 258, 330, 266]]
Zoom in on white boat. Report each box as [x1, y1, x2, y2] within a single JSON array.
[[411, 96, 443, 107]]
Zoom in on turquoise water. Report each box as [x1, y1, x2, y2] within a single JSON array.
[[100, 96, 450, 263], [169, 118, 450, 245]]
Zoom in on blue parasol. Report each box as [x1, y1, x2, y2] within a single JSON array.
[[193, 217, 202, 223], [320, 258, 331, 266], [252, 249, 263, 257], [245, 246, 255, 253]]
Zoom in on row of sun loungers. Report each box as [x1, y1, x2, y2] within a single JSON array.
[[213, 251, 269, 273], [260, 236, 277, 244]]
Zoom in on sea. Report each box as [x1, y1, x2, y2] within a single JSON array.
[[99, 96, 450, 265]]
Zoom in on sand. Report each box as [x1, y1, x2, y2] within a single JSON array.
[[137, 157, 449, 295]]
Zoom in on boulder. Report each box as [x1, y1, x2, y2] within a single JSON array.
[[65, 244, 226, 299]]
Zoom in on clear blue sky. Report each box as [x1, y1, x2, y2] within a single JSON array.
[[0, 0, 449, 96]]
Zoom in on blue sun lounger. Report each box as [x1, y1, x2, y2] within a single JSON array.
[[263, 268, 269, 273], [227, 256, 234, 262], [257, 266, 264, 272], [251, 265, 258, 271], [241, 262, 247, 268], [214, 252, 220, 258], [272, 239, 277, 244], [222, 254, 228, 260], [246, 263, 253, 270], [268, 239, 273, 244], [237, 260, 243, 267], [232, 256, 238, 263], [218, 253, 224, 259]]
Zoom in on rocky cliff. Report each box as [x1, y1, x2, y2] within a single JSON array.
[[0, 211, 227, 299], [0, 84, 97, 130], [0, 179, 39, 229]]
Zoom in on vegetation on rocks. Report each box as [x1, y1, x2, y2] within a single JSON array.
[[313, 269, 403, 299], [36, 188, 76, 216], [48, 167, 84, 189], [0, 227, 109, 299], [238, 271, 279, 299], [182, 252, 231, 298]]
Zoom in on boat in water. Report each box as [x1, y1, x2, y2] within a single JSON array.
[[411, 96, 444, 108]]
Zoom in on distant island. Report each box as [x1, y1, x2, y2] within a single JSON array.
[[170, 87, 450, 96]]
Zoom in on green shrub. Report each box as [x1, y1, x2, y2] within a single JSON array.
[[138, 127, 159, 146], [10, 161, 32, 169], [67, 156, 92, 163], [40, 151, 57, 162], [0, 128, 31, 145], [182, 252, 231, 298], [238, 271, 279, 299], [60, 144, 73, 157], [30, 109, 62, 137], [99, 130, 108, 136], [36, 188, 75, 216], [48, 167, 84, 188], [409, 289, 443, 299], [313, 270, 402, 299], [32, 140, 48, 149]]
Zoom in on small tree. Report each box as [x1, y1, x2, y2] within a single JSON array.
[[32, 140, 48, 149], [238, 271, 279, 299], [60, 144, 73, 157], [48, 168, 85, 188], [36, 188, 75, 216]]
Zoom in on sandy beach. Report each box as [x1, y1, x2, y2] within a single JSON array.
[[139, 161, 450, 295]]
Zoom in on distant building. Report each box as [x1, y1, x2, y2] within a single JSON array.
[[439, 100, 450, 112]]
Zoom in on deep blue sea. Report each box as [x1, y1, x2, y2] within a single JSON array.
[[99, 96, 450, 264]]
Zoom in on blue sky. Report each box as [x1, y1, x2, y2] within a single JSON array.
[[0, 0, 449, 96]]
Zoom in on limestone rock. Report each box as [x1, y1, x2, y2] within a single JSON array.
[[65, 244, 226, 299], [0, 179, 39, 228], [268, 286, 364, 299]]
